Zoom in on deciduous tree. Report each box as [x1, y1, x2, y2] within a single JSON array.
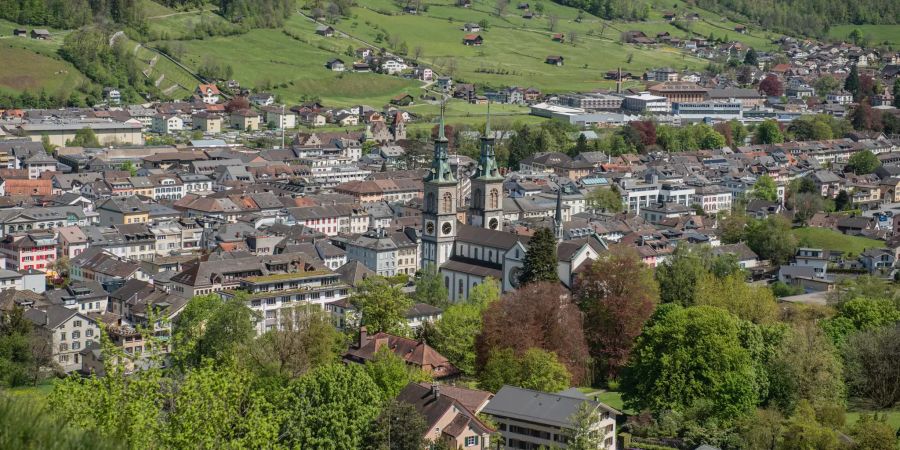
[[366, 399, 428, 450], [350, 277, 413, 335], [477, 282, 589, 383], [694, 273, 778, 324], [847, 149, 881, 174], [621, 305, 759, 421], [413, 263, 449, 308], [574, 246, 658, 379], [364, 345, 431, 402], [844, 325, 900, 409], [479, 347, 571, 392]]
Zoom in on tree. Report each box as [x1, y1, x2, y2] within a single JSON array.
[[172, 294, 257, 369], [845, 65, 860, 97], [694, 273, 778, 324], [225, 95, 250, 113], [849, 414, 898, 450], [751, 175, 778, 201], [519, 228, 558, 285], [574, 246, 658, 380], [759, 74, 784, 97], [477, 282, 589, 383], [412, 45, 424, 61], [120, 160, 137, 177], [720, 210, 749, 244], [835, 190, 852, 211], [847, 149, 881, 174], [585, 186, 622, 213], [655, 245, 709, 305], [479, 347, 571, 392], [568, 402, 604, 450], [792, 192, 824, 226], [494, 0, 508, 16], [244, 306, 345, 381], [848, 28, 864, 45], [621, 305, 759, 421], [844, 325, 900, 409], [40, 135, 57, 154], [743, 48, 758, 66], [893, 78, 900, 109], [350, 276, 412, 335], [768, 324, 844, 414], [745, 216, 798, 266], [67, 127, 101, 147], [737, 408, 783, 450], [413, 264, 449, 308], [813, 75, 841, 96], [779, 401, 841, 450], [282, 363, 382, 449], [547, 14, 559, 31], [432, 279, 499, 374], [754, 120, 784, 144], [366, 400, 428, 450], [364, 345, 431, 402]]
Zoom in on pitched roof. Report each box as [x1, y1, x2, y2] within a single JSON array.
[[483, 385, 619, 429], [344, 331, 460, 379], [396, 383, 494, 436]]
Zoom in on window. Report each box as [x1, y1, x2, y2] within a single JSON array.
[[60, 332, 66, 341], [465, 436, 478, 447], [74, 320, 82, 327], [72, 342, 81, 350], [86, 329, 93, 338], [458, 279, 464, 296], [442, 192, 453, 213], [72, 331, 80, 339]]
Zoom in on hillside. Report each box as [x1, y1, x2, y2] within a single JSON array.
[[0, 20, 88, 98]]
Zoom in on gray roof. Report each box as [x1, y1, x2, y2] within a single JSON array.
[[24, 304, 86, 329], [483, 385, 619, 429]]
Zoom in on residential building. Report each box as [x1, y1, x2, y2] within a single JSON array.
[[25, 305, 99, 373]]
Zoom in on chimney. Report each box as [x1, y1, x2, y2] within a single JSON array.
[[359, 326, 368, 348], [430, 383, 440, 400]]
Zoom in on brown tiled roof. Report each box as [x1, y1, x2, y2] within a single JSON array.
[[344, 331, 460, 379], [4, 179, 52, 196]]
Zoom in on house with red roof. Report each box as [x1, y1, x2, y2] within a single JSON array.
[[195, 84, 221, 104]]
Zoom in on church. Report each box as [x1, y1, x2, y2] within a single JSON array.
[[420, 104, 607, 302]]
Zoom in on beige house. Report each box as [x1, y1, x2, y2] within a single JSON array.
[[24, 305, 100, 373], [397, 382, 494, 449], [230, 109, 261, 131], [194, 112, 224, 133]]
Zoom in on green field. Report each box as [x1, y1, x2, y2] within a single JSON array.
[[0, 19, 87, 97], [846, 409, 900, 431], [792, 227, 886, 257], [828, 24, 900, 46]]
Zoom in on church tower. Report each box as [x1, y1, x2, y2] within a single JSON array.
[[422, 101, 458, 269], [554, 186, 565, 242], [468, 103, 505, 230]]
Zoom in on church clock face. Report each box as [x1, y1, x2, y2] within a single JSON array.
[[489, 218, 499, 230], [425, 221, 435, 235], [442, 222, 453, 235]]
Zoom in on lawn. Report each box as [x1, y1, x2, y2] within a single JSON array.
[[792, 227, 886, 257], [3, 381, 55, 408], [846, 409, 900, 431], [0, 45, 87, 97], [828, 24, 900, 46]]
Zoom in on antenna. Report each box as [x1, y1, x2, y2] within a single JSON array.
[[485, 99, 492, 136]]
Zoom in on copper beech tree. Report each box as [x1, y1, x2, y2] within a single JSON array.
[[475, 281, 590, 385], [574, 245, 658, 381]]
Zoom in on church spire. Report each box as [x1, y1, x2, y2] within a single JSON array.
[[425, 96, 455, 184], [473, 101, 502, 180]]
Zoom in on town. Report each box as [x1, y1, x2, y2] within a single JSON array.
[[1, 0, 900, 449]]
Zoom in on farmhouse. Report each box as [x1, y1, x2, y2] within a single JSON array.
[[463, 34, 483, 46], [13, 29, 26, 37], [31, 29, 50, 39], [463, 23, 481, 32], [315, 25, 335, 37], [552, 33, 565, 42], [195, 84, 221, 104], [546, 55, 565, 66], [390, 94, 414, 106], [326, 58, 346, 72]]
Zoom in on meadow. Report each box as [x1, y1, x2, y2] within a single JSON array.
[[828, 24, 900, 46]]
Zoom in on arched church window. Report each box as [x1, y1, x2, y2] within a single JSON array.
[[473, 189, 482, 209], [489, 189, 499, 209], [426, 193, 435, 212]]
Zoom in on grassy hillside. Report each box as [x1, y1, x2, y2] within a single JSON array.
[[792, 227, 885, 257], [0, 20, 88, 97], [828, 24, 900, 46]]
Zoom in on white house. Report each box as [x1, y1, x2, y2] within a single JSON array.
[[381, 59, 408, 75], [152, 114, 184, 134]]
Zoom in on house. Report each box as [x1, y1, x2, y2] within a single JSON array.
[[662, 12, 676, 21], [711, 243, 761, 269], [344, 327, 460, 379], [0, 232, 57, 272], [735, 25, 747, 33], [97, 196, 150, 226], [12, 28, 27, 37], [517, 2, 530, 9], [315, 25, 335, 37], [25, 305, 99, 373], [195, 84, 221, 104], [151, 114, 184, 134], [463, 34, 484, 46], [859, 248, 895, 274], [483, 385, 619, 450], [381, 59, 407, 74], [546, 55, 565, 66], [230, 109, 260, 131], [31, 29, 50, 39], [326, 58, 346, 72], [193, 112, 223, 133], [103, 87, 121, 105], [396, 382, 495, 449], [352, 62, 371, 72], [552, 33, 565, 42], [249, 93, 275, 106], [390, 93, 414, 106], [463, 23, 481, 32]]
